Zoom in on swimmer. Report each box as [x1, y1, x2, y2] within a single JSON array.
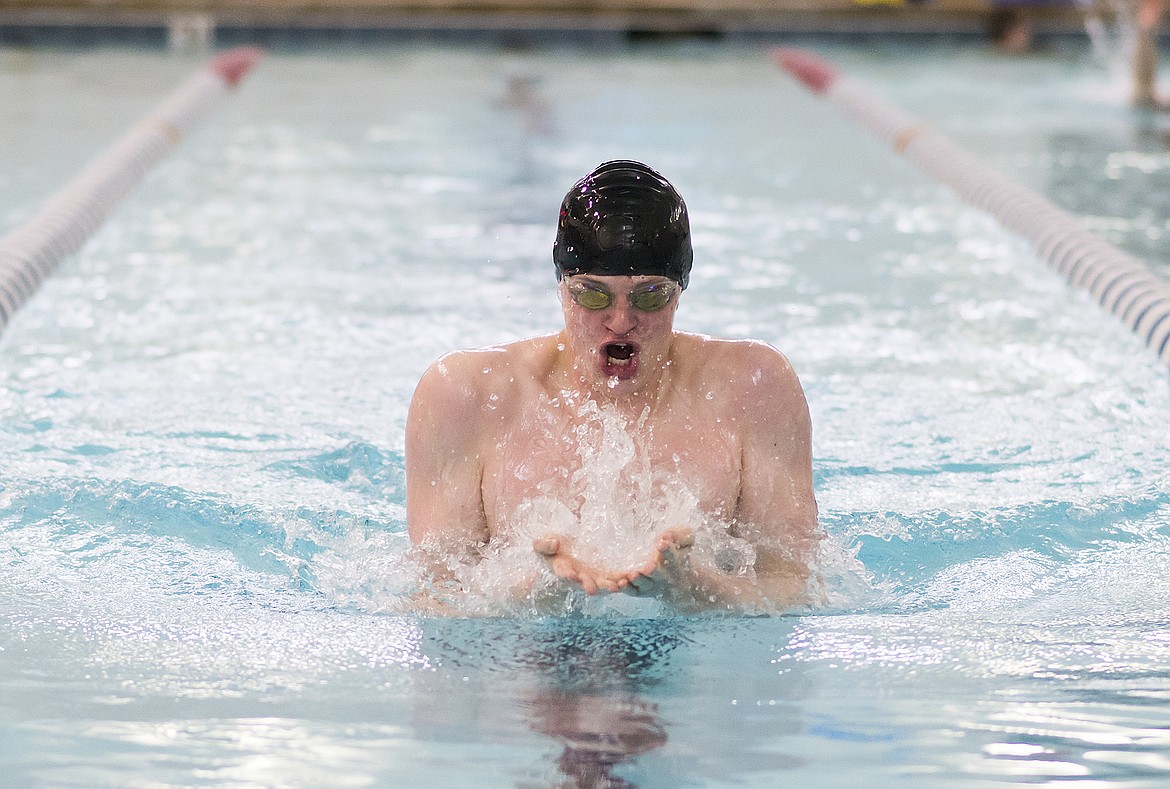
[[405, 160, 820, 613], [1133, 0, 1168, 109]]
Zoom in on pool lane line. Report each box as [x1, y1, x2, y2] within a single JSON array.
[[772, 47, 1170, 368], [0, 47, 263, 337]]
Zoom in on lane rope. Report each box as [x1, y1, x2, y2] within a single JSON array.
[[773, 47, 1170, 367], [0, 47, 263, 335]]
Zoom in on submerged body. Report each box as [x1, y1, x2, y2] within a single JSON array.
[[406, 162, 819, 613]]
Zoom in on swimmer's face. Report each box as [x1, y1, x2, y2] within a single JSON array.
[[559, 274, 680, 392]]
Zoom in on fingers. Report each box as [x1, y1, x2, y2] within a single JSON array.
[[626, 527, 697, 596], [659, 527, 695, 550], [568, 570, 625, 595], [534, 535, 627, 595], [580, 570, 628, 595], [532, 537, 560, 556], [623, 569, 668, 600], [534, 528, 701, 601], [634, 527, 694, 576], [551, 555, 579, 583], [534, 530, 695, 596]]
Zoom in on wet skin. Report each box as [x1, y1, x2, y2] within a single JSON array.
[[406, 274, 820, 612]]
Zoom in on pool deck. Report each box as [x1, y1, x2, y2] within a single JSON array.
[[0, 0, 1093, 41]]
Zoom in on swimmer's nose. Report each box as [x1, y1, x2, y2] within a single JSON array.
[[604, 302, 637, 335]]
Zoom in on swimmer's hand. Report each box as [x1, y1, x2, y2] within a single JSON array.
[[533, 535, 632, 595], [622, 528, 695, 601]]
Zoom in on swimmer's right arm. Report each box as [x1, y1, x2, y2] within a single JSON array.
[[405, 355, 491, 598], [408, 352, 577, 611]]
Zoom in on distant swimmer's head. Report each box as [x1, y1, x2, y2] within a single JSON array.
[[553, 161, 692, 290]]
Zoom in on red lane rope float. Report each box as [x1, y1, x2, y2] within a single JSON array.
[[0, 47, 263, 335], [773, 47, 1170, 368]]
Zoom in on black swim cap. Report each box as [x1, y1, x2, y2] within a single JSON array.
[[553, 160, 692, 290]]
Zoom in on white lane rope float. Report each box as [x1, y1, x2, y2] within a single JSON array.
[[773, 47, 1170, 368], [0, 47, 263, 336]]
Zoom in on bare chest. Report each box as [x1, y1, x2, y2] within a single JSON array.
[[479, 400, 741, 535]]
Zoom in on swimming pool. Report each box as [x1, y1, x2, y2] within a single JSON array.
[[3, 35, 1170, 787]]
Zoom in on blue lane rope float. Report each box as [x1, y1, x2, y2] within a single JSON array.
[[0, 47, 263, 335], [773, 47, 1170, 368]]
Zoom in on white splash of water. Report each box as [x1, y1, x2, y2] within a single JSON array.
[[1082, 0, 1139, 83], [300, 396, 836, 616], [451, 397, 758, 615]]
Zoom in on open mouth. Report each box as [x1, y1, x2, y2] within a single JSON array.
[[602, 342, 639, 379], [606, 343, 635, 365]]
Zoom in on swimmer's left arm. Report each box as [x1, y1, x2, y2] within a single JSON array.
[[619, 344, 818, 613], [731, 343, 820, 609], [628, 343, 819, 613], [405, 353, 492, 583]]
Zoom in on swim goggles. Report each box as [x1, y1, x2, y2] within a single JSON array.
[[565, 279, 678, 312]]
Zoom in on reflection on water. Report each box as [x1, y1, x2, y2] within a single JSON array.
[[960, 687, 1170, 783], [35, 718, 411, 788], [401, 617, 813, 786], [415, 619, 682, 787], [530, 692, 667, 789]]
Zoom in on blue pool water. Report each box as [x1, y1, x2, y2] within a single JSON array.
[[3, 37, 1170, 786]]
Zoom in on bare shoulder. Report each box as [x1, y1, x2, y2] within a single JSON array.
[[411, 335, 557, 415], [671, 332, 810, 445], [676, 332, 803, 397]]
